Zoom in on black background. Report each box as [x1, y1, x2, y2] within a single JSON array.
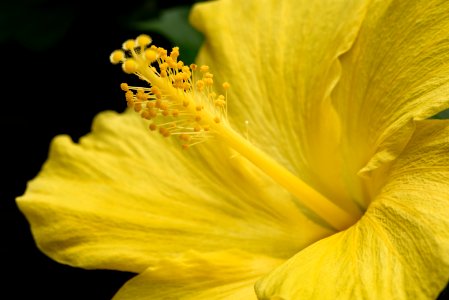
[[1, 0, 448, 299]]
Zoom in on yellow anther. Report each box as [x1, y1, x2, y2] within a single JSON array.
[[194, 125, 201, 132], [160, 70, 167, 78], [190, 64, 197, 71], [196, 105, 203, 111], [183, 99, 190, 107], [182, 66, 190, 73], [203, 125, 210, 131], [173, 73, 184, 82], [122, 59, 138, 74], [195, 115, 202, 122], [122, 39, 136, 51], [204, 78, 214, 86], [159, 62, 168, 70], [204, 72, 213, 79], [180, 134, 190, 142], [144, 49, 158, 62], [200, 65, 209, 73], [172, 109, 179, 117], [159, 127, 171, 137], [158, 47, 168, 58], [181, 72, 191, 80], [134, 103, 142, 112], [125, 91, 134, 101], [146, 101, 155, 108], [136, 34, 152, 47], [168, 60, 177, 69], [120, 83, 129, 91], [110, 50, 125, 64], [159, 102, 168, 110], [196, 80, 205, 91], [136, 92, 148, 101], [170, 47, 180, 61], [162, 109, 170, 116], [141, 110, 151, 120], [209, 92, 217, 99], [148, 109, 157, 118], [182, 82, 191, 90], [173, 81, 181, 89], [222, 82, 231, 90], [149, 123, 157, 131], [215, 99, 226, 107], [214, 116, 220, 123], [177, 61, 184, 69], [150, 86, 160, 94]]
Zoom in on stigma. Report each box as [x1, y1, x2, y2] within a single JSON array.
[[110, 34, 230, 149]]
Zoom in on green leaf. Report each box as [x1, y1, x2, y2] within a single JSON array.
[[431, 109, 449, 119], [130, 5, 203, 64]]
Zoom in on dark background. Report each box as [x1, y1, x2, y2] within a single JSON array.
[[1, 0, 448, 299]]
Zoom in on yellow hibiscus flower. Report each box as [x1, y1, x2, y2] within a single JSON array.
[[17, 0, 449, 299]]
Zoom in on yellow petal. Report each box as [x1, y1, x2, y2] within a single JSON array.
[[17, 110, 331, 273], [333, 0, 449, 207], [255, 120, 449, 299], [113, 250, 283, 300], [190, 0, 370, 215]]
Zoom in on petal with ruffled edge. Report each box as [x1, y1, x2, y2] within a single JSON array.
[[113, 250, 282, 300], [255, 120, 449, 299], [190, 0, 370, 215], [17, 110, 330, 273], [332, 0, 449, 207]]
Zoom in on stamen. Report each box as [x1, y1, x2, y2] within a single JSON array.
[[110, 35, 358, 230], [111, 36, 231, 145]]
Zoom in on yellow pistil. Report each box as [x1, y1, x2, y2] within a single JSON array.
[[110, 34, 357, 230]]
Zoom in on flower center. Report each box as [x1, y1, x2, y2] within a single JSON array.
[[110, 34, 358, 230]]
